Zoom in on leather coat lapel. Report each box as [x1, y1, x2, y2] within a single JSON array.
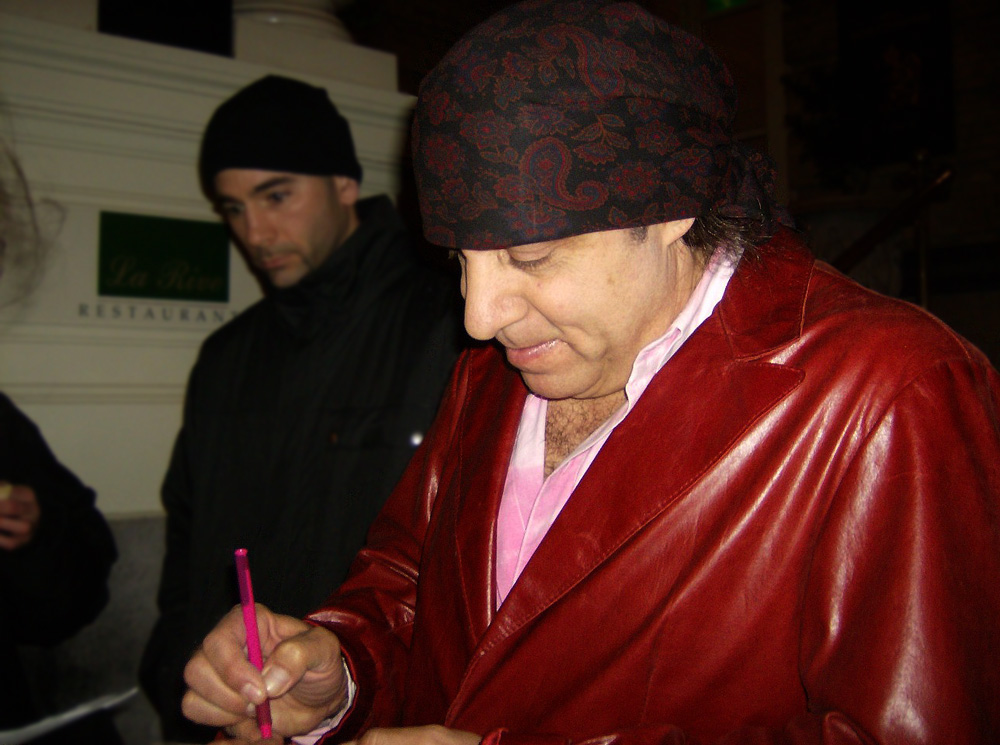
[[488, 329, 804, 643], [452, 355, 528, 643]]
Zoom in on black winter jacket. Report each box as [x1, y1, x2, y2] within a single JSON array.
[[140, 196, 464, 741]]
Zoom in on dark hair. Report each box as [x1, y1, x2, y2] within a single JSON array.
[[630, 212, 771, 266], [682, 212, 771, 264]]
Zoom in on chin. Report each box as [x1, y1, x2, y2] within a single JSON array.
[[270, 271, 305, 289], [520, 373, 587, 402]]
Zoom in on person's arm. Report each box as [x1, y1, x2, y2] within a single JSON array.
[[789, 354, 1000, 744], [309, 347, 470, 741], [0, 395, 117, 644]]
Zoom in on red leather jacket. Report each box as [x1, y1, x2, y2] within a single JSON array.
[[310, 231, 1000, 744]]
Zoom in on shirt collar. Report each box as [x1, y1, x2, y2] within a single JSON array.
[[624, 250, 737, 405]]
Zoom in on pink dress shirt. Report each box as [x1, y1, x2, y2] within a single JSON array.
[[495, 254, 736, 605]]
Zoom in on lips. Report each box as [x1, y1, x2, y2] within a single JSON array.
[[503, 338, 561, 370], [258, 253, 292, 273]]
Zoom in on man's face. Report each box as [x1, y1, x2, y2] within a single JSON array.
[[458, 219, 700, 402], [214, 169, 360, 289]]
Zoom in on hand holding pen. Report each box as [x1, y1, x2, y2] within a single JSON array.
[[181, 558, 351, 741]]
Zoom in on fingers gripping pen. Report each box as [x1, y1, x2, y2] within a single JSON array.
[[234, 548, 273, 739]]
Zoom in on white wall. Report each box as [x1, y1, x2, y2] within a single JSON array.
[[0, 11, 415, 517]]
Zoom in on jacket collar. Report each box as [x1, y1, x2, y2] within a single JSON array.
[[718, 227, 813, 359], [271, 195, 406, 341]]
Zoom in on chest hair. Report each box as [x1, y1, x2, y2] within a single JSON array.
[[544, 393, 626, 478]]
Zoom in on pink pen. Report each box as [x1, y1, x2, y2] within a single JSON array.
[[234, 548, 273, 739]]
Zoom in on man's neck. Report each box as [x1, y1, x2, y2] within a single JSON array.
[[543, 392, 626, 478]]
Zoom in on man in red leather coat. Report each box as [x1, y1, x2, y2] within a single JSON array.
[[181, 2, 1000, 743]]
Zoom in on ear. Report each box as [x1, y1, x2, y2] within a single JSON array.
[[655, 217, 696, 247], [332, 176, 360, 207]]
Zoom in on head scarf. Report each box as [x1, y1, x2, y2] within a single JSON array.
[[199, 75, 362, 195], [413, 0, 790, 250]]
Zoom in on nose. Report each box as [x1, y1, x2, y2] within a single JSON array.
[[242, 206, 275, 250], [461, 251, 524, 341]]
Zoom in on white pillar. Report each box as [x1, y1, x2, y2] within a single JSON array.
[[233, 0, 352, 41], [230, 0, 397, 90]]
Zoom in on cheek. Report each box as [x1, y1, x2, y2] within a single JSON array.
[[230, 223, 253, 249], [577, 285, 651, 353], [537, 289, 609, 347], [296, 213, 330, 251]]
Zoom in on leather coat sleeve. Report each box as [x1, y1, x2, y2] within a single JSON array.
[[793, 355, 1000, 744], [307, 353, 471, 740]]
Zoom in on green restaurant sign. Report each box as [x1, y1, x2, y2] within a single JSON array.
[[98, 211, 230, 303]]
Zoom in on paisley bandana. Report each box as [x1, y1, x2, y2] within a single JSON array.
[[413, 0, 789, 250]]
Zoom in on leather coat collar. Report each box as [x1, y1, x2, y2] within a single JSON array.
[[718, 228, 813, 359]]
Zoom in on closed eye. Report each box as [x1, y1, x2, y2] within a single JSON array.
[[265, 190, 291, 206], [507, 252, 551, 271]]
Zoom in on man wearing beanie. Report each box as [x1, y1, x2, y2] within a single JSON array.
[[183, 5, 999, 744], [140, 75, 463, 743]]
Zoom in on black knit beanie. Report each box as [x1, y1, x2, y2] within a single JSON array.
[[199, 75, 363, 195]]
